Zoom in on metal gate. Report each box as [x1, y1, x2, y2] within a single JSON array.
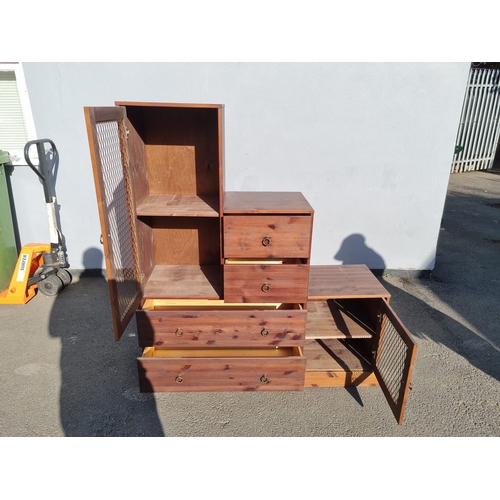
[[451, 65, 500, 173]]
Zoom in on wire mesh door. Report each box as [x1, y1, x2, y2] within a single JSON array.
[[373, 299, 417, 425], [84, 106, 142, 341]]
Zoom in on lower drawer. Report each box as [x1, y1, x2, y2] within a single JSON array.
[[136, 301, 306, 347], [137, 346, 305, 392]]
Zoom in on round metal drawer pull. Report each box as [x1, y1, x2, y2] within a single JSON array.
[[175, 375, 183, 384], [261, 328, 269, 337], [260, 374, 269, 383], [261, 283, 270, 293], [262, 236, 271, 246], [175, 328, 183, 337]]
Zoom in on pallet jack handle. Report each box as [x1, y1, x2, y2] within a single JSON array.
[[24, 139, 58, 204], [0, 138, 72, 302]]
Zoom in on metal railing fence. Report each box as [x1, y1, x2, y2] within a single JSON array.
[[451, 67, 500, 173]]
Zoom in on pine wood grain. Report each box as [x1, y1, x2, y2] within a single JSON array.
[[136, 194, 219, 217], [304, 371, 379, 387], [223, 215, 312, 258], [136, 307, 306, 347], [308, 265, 390, 300], [224, 191, 314, 214], [304, 339, 372, 372], [224, 263, 309, 303], [143, 265, 222, 299], [137, 347, 305, 392], [306, 299, 375, 339]]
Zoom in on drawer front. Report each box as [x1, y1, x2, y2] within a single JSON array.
[[137, 348, 306, 392], [224, 215, 312, 258], [224, 264, 309, 303], [136, 308, 306, 347]]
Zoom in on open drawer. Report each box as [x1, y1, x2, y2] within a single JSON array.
[[137, 346, 305, 392], [136, 300, 306, 347]]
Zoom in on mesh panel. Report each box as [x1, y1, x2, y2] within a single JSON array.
[[96, 120, 140, 321], [376, 317, 410, 404]]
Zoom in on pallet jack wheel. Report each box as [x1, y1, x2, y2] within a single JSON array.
[[57, 269, 72, 287], [38, 275, 64, 297]]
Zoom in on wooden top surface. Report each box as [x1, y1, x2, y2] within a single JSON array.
[[224, 191, 314, 214], [308, 265, 390, 300], [115, 101, 223, 109]]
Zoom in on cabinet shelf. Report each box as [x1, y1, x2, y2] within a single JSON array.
[[306, 299, 375, 339], [304, 339, 372, 372], [136, 194, 219, 217], [304, 338, 377, 387], [143, 265, 222, 299]]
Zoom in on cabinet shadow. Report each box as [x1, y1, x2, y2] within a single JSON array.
[[48, 249, 164, 436]]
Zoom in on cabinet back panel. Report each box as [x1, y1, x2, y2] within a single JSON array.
[[146, 217, 220, 266], [146, 145, 197, 195]]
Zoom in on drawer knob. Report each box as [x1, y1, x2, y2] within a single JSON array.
[[261, 328, 269, 337], [175, 375, 183, 384], [175, 328, 183, 337], [260, 374, 269, 384], [262, 236, 271, 246], [261, 283, 270, 293]]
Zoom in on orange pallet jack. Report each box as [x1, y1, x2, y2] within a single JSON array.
[[0, 139, 71, 305]]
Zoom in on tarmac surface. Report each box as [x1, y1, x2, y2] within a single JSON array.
[[1, 169, 499, 437]]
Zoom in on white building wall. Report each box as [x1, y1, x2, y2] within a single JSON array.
[[16, 62, 469, 272]]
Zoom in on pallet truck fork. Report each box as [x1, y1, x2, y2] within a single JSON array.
[[0, 139, 71, 304]]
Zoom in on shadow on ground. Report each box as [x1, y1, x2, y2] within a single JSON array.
[[382, 172, 500, 384], [48, 276, 164, 436]]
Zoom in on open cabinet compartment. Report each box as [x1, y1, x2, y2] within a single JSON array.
[[122, 102, 225, 302], [304, 298, 380, 387], [306, 266, 418, 424], [121, 102, 223, 216]]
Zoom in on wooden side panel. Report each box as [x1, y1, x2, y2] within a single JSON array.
[[373, 298, 417, 425], [137, 353, 306, 392], [125, 118, 154, 284], [125, 115, 149, 205], [136, 308, 307, 347], [223, 215, 312, 258], [84, 106, 142, 341], [224, 264, 309, 303]]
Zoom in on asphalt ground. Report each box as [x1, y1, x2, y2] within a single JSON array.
[[1, 170, 499, 439]]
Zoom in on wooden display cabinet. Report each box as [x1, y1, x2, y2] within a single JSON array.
[[84, 101, 416, 424]]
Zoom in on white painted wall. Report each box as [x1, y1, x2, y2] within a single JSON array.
[[17, 62, 469, 272]]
